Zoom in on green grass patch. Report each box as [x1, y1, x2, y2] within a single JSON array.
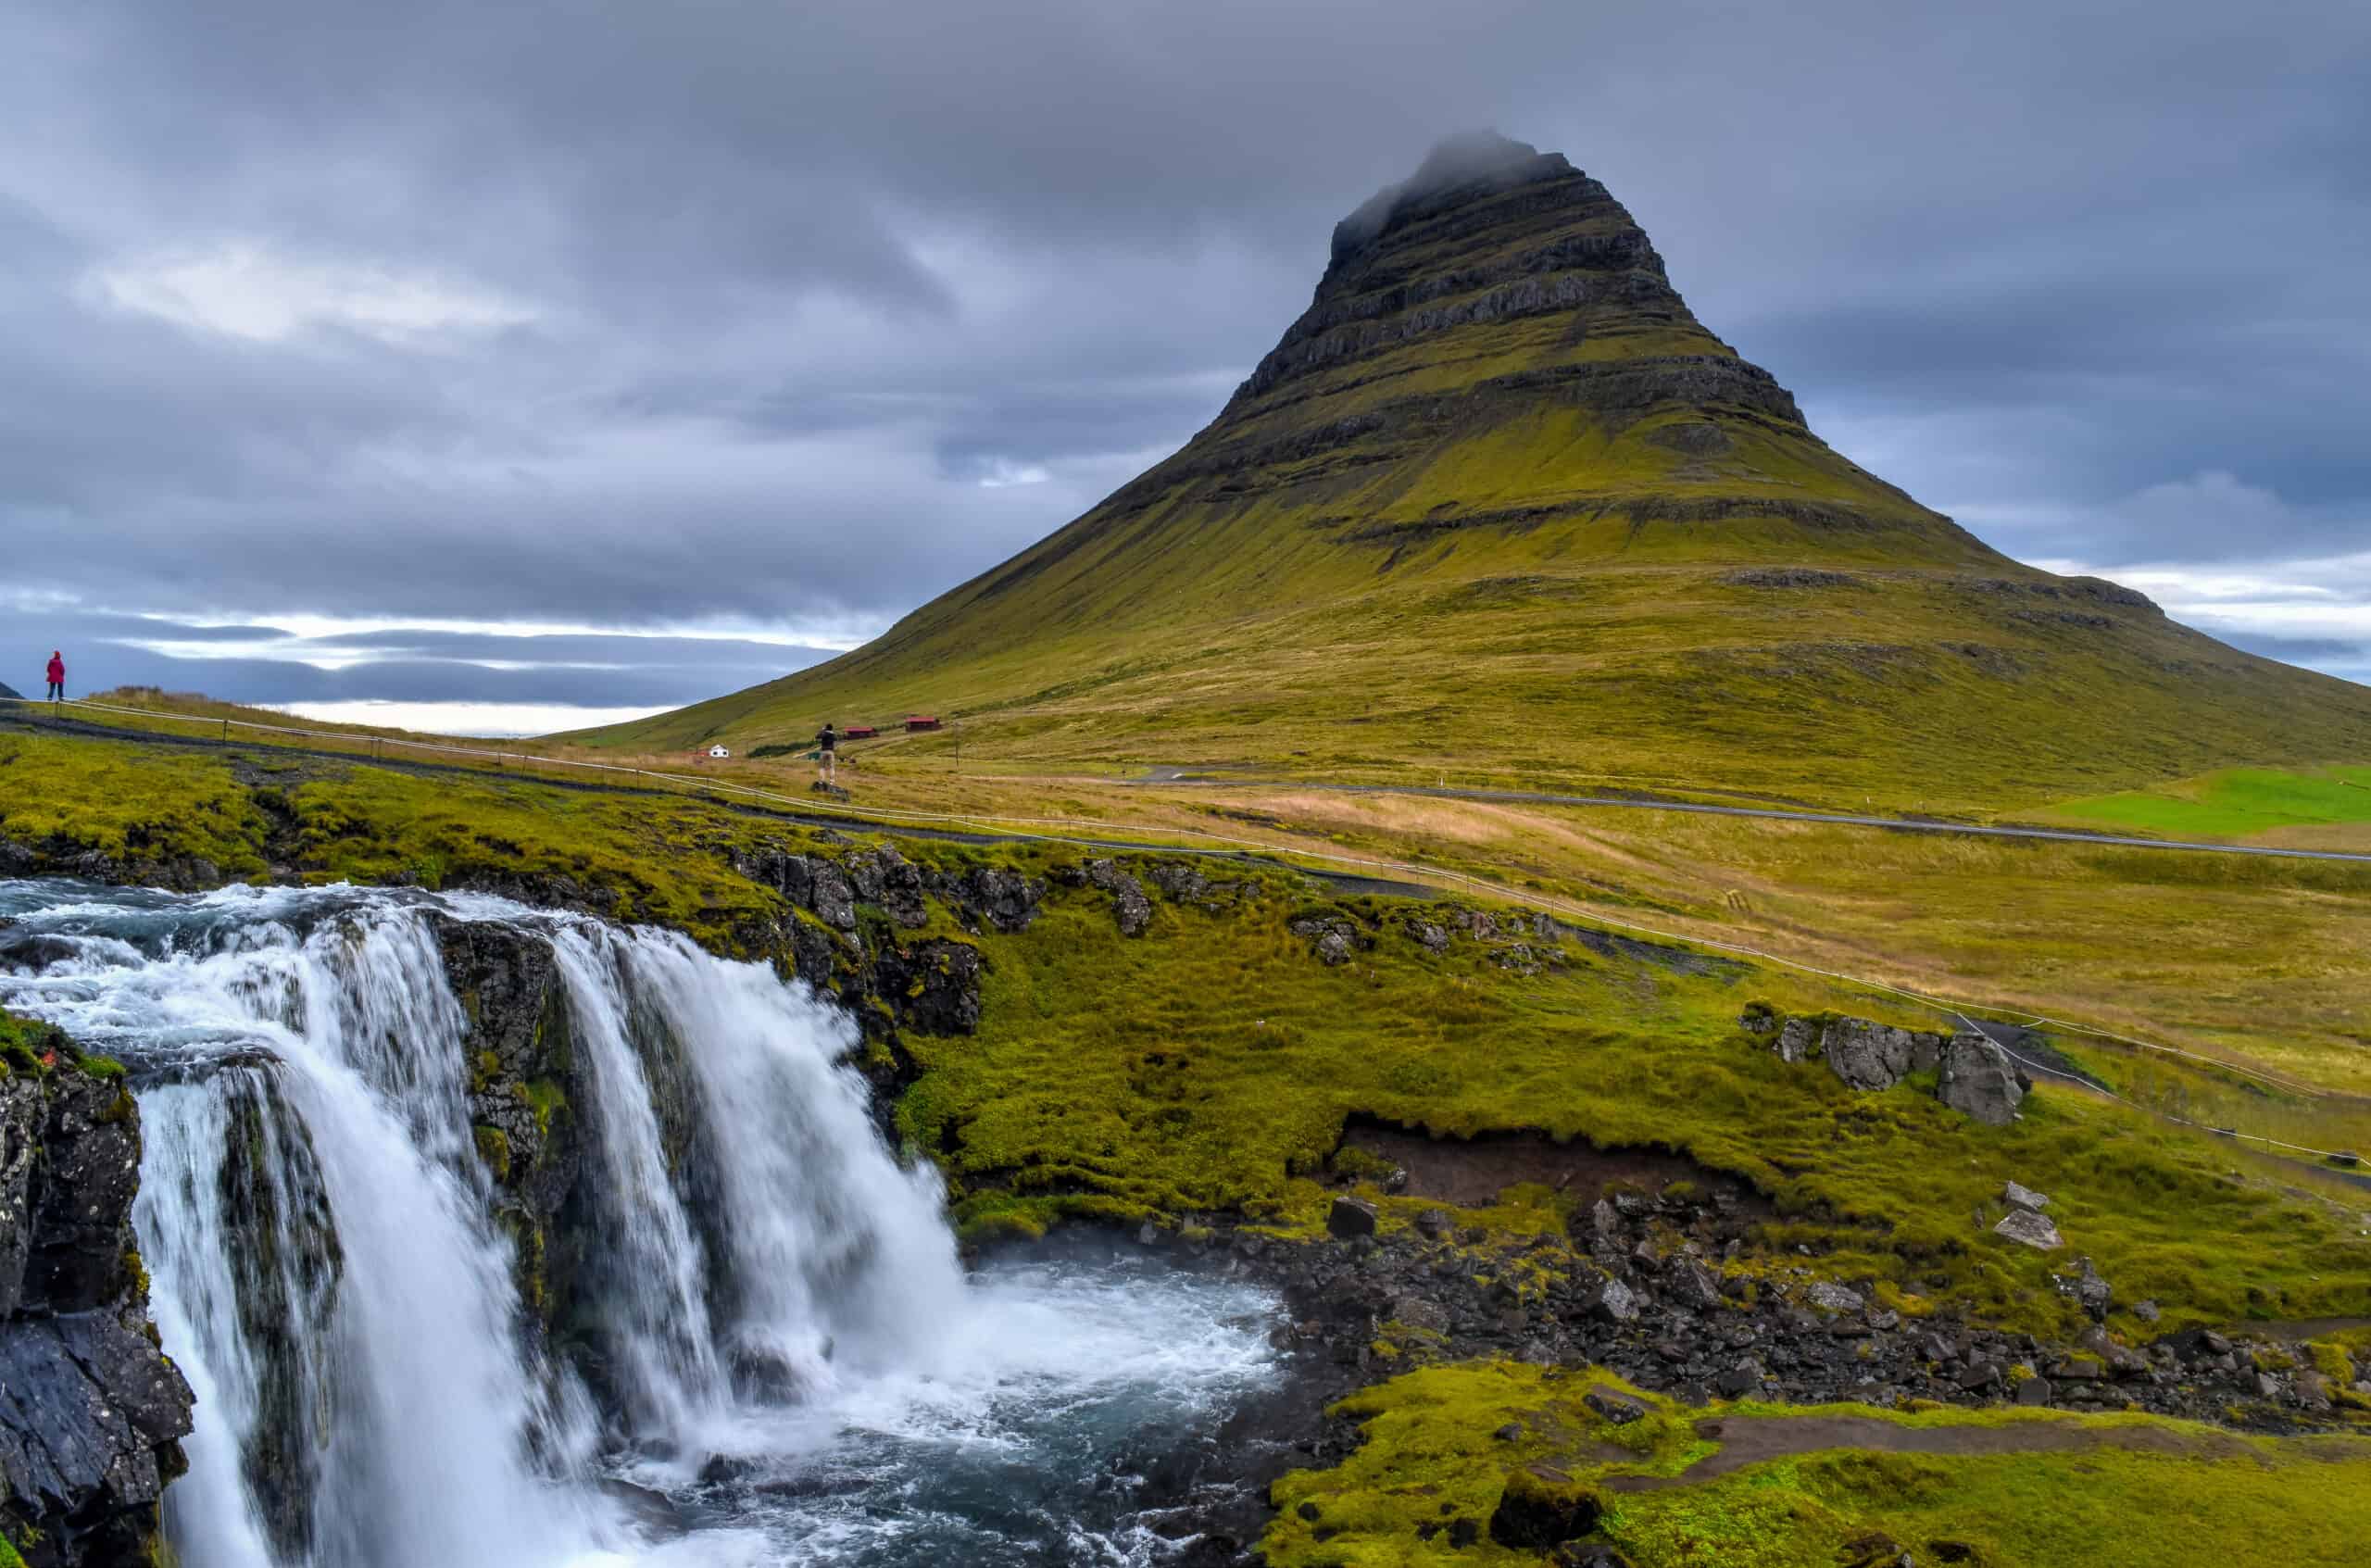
[[2042, 766, 2371, 840], [1264, 1360, 2371, 1567], [907, 880, 2371, 1336]]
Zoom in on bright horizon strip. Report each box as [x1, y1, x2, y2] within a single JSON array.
[[267, 700, 674, 737], [168, 610, 883, 650]]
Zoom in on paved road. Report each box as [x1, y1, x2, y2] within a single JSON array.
[[1131, 774, 2371, 864]]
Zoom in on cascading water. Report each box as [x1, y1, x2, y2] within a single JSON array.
[[0, 881, 1284, 1566]]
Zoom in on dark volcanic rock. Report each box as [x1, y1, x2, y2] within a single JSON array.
[[951, 866, 1042, 933], [866, 940, 985, 1036], [1084, 860, 1154, 937], [1327, 1197, 1379, 1240], [0, 1026, 193, 1564], [1488, 1467, 1603, 1550]]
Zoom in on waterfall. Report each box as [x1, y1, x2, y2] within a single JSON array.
[[0, 880, 1281, 1567]]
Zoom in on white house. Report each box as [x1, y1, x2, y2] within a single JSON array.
[[708, 745, 731, 759]]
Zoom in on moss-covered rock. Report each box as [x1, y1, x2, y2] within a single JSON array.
[[1489, 1464, 1606, 1549], [0, 1015, 194, 1567]]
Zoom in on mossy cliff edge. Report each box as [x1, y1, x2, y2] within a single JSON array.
[[0, 1016, 193, 1568]]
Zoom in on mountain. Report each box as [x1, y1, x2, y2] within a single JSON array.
[[580, 134, 2371, 811]]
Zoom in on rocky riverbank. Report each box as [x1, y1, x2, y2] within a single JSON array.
[[0, 1017, 194, 1568], [1112, 1157, 2371, 1563]]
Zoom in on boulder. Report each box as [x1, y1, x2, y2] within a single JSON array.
[[1994, 1209, 2063, 1249], [1487, 1468, 1604, 1550], [1804, 1281, 1865, 1314], [0, 935, 81, 972], [1938, 1032, 2026, 1125], [2003, 1180, 2050, 1212], [1821, 1019, 1943, 1092], [1326, 1197, 1379, 1240], [1582, 1389, 1647, 1426], [1582, 1277, 1641, 1325], [1773, 1019, 1816, 1064], [1668, 1260, 1725, 1311]]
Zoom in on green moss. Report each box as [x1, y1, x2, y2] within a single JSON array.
[[520, 1080, 567, 1137], [1328, 1145, 1404, 1185], [472, 1125, 513, 1185], [2307, 1338, 2356, 1386], [0, 733, 272, 876], [1266, 1360, 2371, 1567]]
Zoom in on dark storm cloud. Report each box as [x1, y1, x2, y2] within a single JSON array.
[[1, 0, 2365, 695]]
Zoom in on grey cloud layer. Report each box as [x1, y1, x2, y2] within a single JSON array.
[[1, 0, 2365, 695], [13, 611, 833, 709]]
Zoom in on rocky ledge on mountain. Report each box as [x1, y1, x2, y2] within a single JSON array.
[[0, 1020, 194, 1567], [1123, 1171, 2367, 1564]]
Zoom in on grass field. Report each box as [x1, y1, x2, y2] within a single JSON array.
[[2039, 765, 2371, 838]]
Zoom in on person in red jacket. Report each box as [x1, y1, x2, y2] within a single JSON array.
[[44, 651, 65, 703]]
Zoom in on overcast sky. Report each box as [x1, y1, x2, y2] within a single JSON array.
[[3, 0, 2365, 731]]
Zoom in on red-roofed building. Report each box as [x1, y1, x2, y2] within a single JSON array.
[[904, 715, 942, 732]]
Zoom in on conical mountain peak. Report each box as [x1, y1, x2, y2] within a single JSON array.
[[585, 142, 2371, 809], [1332, 132, 1574, 258]]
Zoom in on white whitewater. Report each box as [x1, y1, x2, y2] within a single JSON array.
[[0, 881, 1280, 1567]]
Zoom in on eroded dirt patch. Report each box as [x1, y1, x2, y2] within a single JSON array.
[[1338, 1118, 1770, 1215]]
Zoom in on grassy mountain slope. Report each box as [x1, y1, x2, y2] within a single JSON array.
[[577, 135, 2371, 811]]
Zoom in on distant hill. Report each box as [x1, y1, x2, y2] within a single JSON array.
[[0, 681, 20, 701], [575, 134, 2371, 812]]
